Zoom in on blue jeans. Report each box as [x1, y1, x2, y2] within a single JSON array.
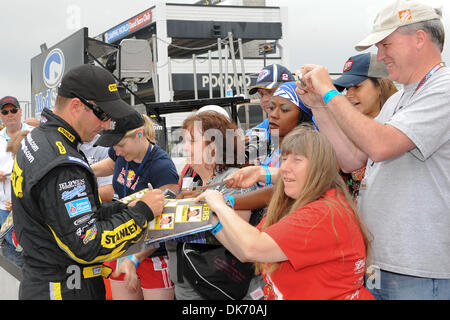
[[0, 208, 14, 247], [366, 268, 450, 300]]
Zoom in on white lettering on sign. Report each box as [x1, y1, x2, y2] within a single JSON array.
[[201, 75, 251, 89]]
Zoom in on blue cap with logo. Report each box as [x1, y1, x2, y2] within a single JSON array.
[[333, 53, 389, 92], [94, 109, 144, 147], [248, 64, 295, 95]]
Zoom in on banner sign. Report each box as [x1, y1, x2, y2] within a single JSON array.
[[105, 9, 152, 43]]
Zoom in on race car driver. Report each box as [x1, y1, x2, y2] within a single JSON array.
[[11, 64, 164, 300]]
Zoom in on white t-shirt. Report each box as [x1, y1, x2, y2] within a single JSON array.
[[80, 135, 113, 188], [0, 123, 34, 209], [358, 67, 450, 278]]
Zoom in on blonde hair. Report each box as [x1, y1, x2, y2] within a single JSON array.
[[255, 127, 370, 275], [123, 114, 156, 144]]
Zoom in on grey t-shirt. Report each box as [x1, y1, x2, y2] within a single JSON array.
[[358, 67, 450, 278]]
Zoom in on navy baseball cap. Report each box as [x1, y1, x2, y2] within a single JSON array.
[[58, 64, 135, 120], [248, 64, 295, 95], [94, 109, 144, 147], [0, 96, 21, 109], [333, 53, 389, 92]]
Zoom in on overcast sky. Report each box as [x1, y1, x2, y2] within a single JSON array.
[[0, 0, 448, 103]]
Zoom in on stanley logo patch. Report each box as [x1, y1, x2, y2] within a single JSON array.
[[58, 127, 75, 142], [101, 220, 142, 249]]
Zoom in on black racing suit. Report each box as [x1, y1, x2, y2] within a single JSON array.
[[11, 108, 154, 300]]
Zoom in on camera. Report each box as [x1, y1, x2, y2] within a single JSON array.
[[245, 128, 268, 164]]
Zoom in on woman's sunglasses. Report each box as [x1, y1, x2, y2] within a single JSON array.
[[71, 93, 111, 122], [1, 108, 19, 115]]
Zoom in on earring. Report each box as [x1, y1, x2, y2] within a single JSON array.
[[138, 132, 142, 137]]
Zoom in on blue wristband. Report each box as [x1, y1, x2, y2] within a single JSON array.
[[224, 195, 235, 209], [262, 166, 272, 185], [127, 255, 140, 268], [323, 89, 340, 104], [211, 221, 223, 235]]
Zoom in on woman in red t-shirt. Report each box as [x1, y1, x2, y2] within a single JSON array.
[[197, 127, 373, 300]]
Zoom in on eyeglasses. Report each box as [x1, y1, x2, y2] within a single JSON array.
[[1, 108, 19, 116], [71, 92, 111, 122]]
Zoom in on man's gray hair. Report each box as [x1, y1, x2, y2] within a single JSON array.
[[397, 15, 445, 53]]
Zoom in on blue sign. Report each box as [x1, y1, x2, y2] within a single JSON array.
[[105, 21, 130, 43], [42, 48, 65, 88], [31, 28, 87, 115]]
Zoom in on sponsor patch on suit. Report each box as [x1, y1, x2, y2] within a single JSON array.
[[65, 197, 92, 218]]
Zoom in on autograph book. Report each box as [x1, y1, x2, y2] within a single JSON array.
[[119, 188, 214, 246]]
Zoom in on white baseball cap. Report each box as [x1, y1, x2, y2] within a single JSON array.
[[355, 0, 441, 51], [196, 105, 230, 120]]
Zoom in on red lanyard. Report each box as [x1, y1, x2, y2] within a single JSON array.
[[413, 62, 446, 96], [394, 62, 446, 116]]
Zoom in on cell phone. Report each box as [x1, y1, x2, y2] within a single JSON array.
[[163, 189, 177, 199]]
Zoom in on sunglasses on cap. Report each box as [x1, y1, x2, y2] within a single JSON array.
[[71, 92, 111, 122], [1, 108, 19, 116]]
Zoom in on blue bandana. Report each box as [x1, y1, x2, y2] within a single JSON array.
[[273, 81, 313, 118]]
